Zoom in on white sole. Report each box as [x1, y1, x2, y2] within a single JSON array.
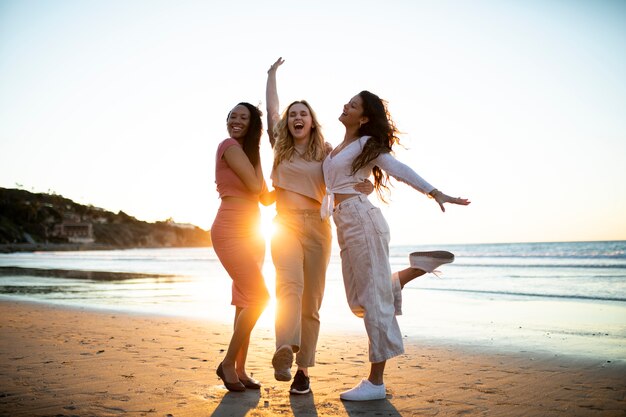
[[409, 250, 454, 272]]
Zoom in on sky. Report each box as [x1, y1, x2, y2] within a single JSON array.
[[1, 0, 625, 245]]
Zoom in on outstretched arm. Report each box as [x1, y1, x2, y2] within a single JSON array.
[[428, 189, 471, 212], [266, 57, 284, 147], [375, 152, 470, 211]]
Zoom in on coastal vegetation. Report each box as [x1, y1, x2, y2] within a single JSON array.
[[0, 187, 211, 252]]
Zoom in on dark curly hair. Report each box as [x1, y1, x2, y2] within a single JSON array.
[[227, 102, 263, 167], [351, 91, 401, 201]]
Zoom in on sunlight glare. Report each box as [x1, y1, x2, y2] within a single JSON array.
[[258, 257, 277, 329], [259, 206, 277, 240]]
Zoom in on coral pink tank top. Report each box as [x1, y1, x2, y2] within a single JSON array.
[[215, 138, 259, 202]]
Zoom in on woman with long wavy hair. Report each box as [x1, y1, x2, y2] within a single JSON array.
[[212, 102, 270, 392], [323, 91, 470, 401]]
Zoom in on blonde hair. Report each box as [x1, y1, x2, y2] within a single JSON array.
[[273, 100, 327, 168]]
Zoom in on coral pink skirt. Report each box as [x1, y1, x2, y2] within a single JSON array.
[[210, 200, 269, 308]]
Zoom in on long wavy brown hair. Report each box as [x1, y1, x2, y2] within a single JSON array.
[[272, 100, 327, 168], [351, 91, 401, 201]]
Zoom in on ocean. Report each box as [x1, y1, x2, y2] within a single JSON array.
[[1, 240, 625, 362]]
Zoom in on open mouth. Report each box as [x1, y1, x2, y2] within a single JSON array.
[[294, 121, 304, 131]]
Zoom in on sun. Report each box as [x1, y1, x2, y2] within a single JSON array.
[[259, 206, 277, 240]]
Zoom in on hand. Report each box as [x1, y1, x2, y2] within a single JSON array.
[[259, 190, 276, 206], [268, 57, 284, 74], [353, 179, 375, 195], [431, 190, 471, 212]]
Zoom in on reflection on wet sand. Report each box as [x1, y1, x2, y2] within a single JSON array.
[[0, 266, 175, 281]]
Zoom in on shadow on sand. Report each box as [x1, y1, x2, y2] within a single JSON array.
[[342, 396, 402, 417], [210, 390, 261, 417], [290, 391, 318, 417]]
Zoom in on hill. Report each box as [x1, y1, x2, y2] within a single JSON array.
[[0, 188, 211, 252]]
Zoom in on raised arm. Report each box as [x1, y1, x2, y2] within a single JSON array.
[[266, 57, 284, 147]]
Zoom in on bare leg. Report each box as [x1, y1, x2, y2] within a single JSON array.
[[297, 366, 309, 377], [235, 331, 251, 380], [368, 360, 386, 385], [397, 267, 426, 289], [221, 304, 265, 383]]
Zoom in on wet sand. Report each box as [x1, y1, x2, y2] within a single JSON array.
[[1, 300, 624, 416]]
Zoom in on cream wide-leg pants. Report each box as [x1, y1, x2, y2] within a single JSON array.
[[332, 195, 404, 363]]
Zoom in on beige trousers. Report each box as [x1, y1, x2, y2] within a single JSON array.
[[271, 209, 332, 367], [333, 195, 404, 363]]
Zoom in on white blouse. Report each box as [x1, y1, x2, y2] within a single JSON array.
[[321, 136, 435, 219]]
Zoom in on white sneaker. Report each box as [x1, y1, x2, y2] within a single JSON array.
[[339, 378, 386, 401], [409, 250, 454, 273]]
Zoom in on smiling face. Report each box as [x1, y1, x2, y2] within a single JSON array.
[[287, 102, 313, 142], [226, 104, 251, 140], [339, 94, 368, 129]]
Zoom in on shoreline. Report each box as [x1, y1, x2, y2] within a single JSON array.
[[6, 294, 625, 365], [0, 243, 212, 254], [1, 299, 625, 416], [1, 269, 625, 363]]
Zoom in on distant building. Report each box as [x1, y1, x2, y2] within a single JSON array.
[[163, 218, 196, 230], [52, 222, 95, 243], [171, 222, 196, 230]]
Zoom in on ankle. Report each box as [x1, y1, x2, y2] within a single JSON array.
[[368, 377, 384, 386], [221, 359, 236, 368]]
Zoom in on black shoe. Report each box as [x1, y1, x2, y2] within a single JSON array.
[[289, 370, 311, 395], [216, 362, 245, 392]]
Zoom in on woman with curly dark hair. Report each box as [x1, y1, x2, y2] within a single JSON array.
[[212, 102, 270, 392], [322, 91, 470, 401]]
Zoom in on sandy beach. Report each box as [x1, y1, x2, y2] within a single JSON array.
[[0, 300, 624, 417]]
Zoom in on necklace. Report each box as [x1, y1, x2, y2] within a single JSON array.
[[293, 143, 307, 157], [332, 137, 358, 157]]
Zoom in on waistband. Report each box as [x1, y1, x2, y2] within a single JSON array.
[[321, 191, 371, 220], [277, 208, 321, 217], [335, 194, 368, 209]]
